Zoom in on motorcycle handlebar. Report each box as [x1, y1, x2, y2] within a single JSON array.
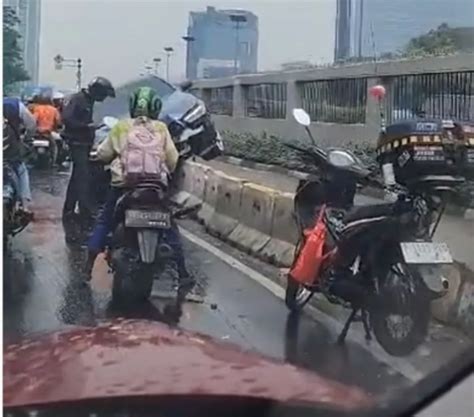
[[282, 142, 328, 166]]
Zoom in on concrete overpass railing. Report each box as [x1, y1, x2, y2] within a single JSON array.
[[190, 53, 474, 147]]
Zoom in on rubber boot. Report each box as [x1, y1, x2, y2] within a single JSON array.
[[84, 250, 100, 282], [177, 265, 196, 293]]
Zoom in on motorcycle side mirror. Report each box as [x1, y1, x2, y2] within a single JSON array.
[[103, 116, 118, 129], [292, 108, 311, 126]]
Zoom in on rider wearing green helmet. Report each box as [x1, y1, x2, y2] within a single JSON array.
[[129, 86, 163, 119], [86, 87, 193, 287]]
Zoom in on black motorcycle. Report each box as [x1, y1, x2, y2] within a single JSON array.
[[3, 161, 32, 248], [284, 109, 455, 356], [105, 183, 176, 303], [3, 121, 32, 248]]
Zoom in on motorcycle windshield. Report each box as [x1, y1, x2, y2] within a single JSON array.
[[159, 91, 200, 124]]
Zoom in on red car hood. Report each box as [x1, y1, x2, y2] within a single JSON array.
[[4, 319, 373, 411]]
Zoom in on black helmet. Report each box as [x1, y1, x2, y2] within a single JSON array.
[[88, 76, 115, 102], [38, 91, 52, 105]]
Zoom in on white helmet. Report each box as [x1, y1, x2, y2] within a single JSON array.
[[53, 91, 65, 100]]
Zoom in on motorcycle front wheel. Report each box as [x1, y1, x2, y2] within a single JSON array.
[[370, 262, 430, 356], [284, 238, 315, 312], [285, 276, 314, 312]]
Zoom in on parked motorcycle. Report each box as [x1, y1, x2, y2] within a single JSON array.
[[284, 108, 456, 356]]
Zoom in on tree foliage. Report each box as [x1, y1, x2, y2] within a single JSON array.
[[404, 23, 471, 56], [3, 6, 29, 92]]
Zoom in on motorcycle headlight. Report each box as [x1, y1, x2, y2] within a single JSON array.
[[328, 150, 356, 167], [183, 101, 206, 123]]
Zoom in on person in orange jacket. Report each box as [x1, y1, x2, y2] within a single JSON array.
[[30, 92, 62, 164]]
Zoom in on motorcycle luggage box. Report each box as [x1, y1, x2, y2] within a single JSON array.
[[376, 118, 471, 185]]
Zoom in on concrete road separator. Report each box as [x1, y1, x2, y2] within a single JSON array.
[[261, 191, 299, 267], [228, 183, 276, 254], [197, 167, 221, 225], [206, 172, 245, 239], [171, 161, 199, 208]]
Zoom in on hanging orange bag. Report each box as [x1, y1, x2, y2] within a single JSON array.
[[289, 205, 328, 285]]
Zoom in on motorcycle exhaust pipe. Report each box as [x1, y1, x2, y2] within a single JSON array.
[[441, 276, 449, 290], [157, 243, 174, 259]]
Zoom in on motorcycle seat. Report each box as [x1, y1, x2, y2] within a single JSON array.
[[343, 203, 395, 223]]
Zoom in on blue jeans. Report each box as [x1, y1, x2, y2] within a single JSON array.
[[87, 187, 189, 278], [11, 161, 32, 205]]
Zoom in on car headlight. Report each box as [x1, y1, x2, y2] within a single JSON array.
[[183, 101, 206, 123]]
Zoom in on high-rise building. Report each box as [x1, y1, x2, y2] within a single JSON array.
[[4, 0, 42, 84], [334, 0, 352, 62], [185, 6, 258, 79], [335, 0, 474, 61]]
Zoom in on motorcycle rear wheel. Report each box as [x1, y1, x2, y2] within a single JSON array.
[[112, 251, 154, 304], [36, 152, 52, 169], [370, 263, 430, 357]]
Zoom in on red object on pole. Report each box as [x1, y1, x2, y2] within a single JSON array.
[[289, 205, 328, 285], [369, 84, 386, 101]]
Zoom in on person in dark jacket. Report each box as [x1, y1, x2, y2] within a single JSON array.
[[62, 77, 115, 231]]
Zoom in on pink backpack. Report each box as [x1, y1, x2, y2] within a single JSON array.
[[121, 121, 169, 187]]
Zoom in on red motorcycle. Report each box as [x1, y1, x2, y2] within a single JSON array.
[[285, 109, 454, 356]]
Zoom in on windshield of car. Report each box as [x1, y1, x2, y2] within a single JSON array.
[[3, 1, 474, 416], [159, 90, 200, 120]]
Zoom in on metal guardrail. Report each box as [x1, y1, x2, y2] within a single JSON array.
[[207, 86, 233, 116], [245, 83, 287, 119], [190, 54, 474, 126], [300, 78, 367, 124], [386, 71, 474, 123]]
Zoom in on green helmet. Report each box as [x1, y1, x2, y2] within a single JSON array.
[[129, 87, 162, 119]]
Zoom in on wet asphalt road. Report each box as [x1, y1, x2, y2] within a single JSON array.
[[3, 170, 472, 405]]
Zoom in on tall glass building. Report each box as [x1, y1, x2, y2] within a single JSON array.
[[185, 6, 258, 79], [335, 0, 474, 61], [4, 0, 42, 84]]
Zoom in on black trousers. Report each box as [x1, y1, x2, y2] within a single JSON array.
[[63, 144, 93, 219]]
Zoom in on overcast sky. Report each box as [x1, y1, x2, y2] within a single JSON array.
[[39, 0, 336, 89]]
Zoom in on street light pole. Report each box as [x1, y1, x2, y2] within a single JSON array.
[[164, 47, 174, 82], [229, 15, 247, 75], [54, 54, 83, 90], [144, 64, 153, 75], [76, 58, 82, 89], [153, 57, 162, 76], [182, 35, 196, 80]]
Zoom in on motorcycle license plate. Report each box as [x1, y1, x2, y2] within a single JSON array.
[[34, 140, 50, 147], [400, 242, 453, 264], [37, 147, 46, 154], [125, 209, 171, 229]]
